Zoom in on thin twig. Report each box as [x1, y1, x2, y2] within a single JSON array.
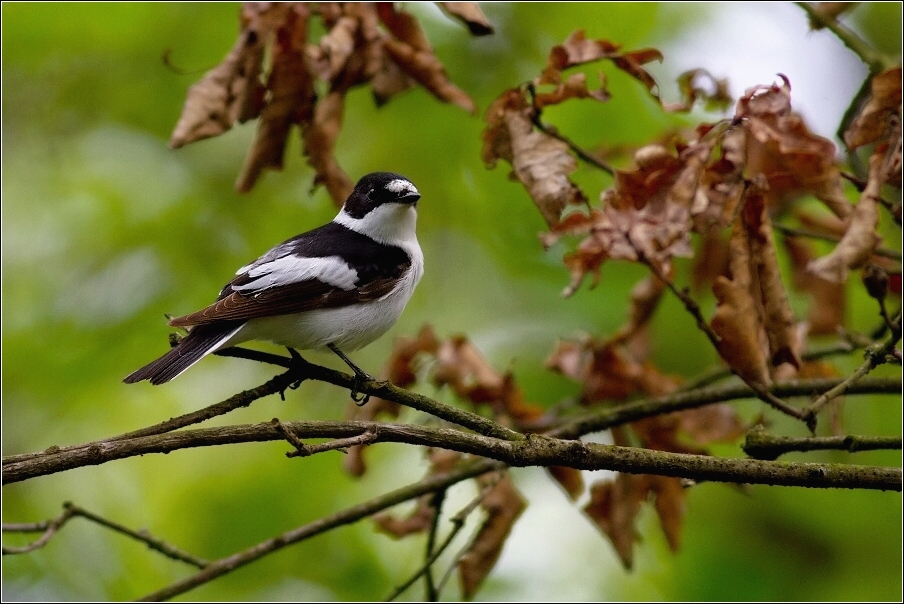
[[805, 315, 903, 422], [285, 426, 379, 459], [2, 503, 208, 568], [795, 2, 895, 73], [272, 418, 311, 456], [423, 489, 446, 601], [138, 459, 506, 602], [2, 507, 74, 555], [744, 426, 903, 460], [773, 223, 902, 261], [391, 474, 504, 601], [639, 254, 811, 427]]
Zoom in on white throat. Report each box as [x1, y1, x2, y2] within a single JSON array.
[[334, 203, 419, 248]]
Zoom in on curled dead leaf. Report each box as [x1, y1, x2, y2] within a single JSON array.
[[373, 494, 437, 538], [433, 335, 543, 423], [546, 466, 585, 501], [482, 88, 586, 227], [664, 68, 733, 113], [710, 216, 771, 389], [808, 152, 883, 282], [844, 67, 902, 150], [583, 474, 643, 569], [546, 337, 680, 404], [738, 76, 853, 219], [459, 473, 527, 599], [743, 194, 801, 369], [169, 4, 291, 148], [437, 2, 495, 36], [533, 72, 610, 109], [237, 5, 314, 192], [302, 90, 354, 205]]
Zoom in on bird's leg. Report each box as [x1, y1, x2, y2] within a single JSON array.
[[327, 343, 372, 406], [283, 348, 309, 396]]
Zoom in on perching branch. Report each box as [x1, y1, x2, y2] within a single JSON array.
[[4, 375, 899, 485], [4, 413, 901, 491], [743, 426, 903, 460]]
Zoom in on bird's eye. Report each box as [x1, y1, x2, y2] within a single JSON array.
[[367, 188, 375, 200]]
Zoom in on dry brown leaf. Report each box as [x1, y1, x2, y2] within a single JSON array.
[[507, 111, 586, 227], [169, 4, 290, 148], [675, 404, 748, 445], [611, 274, 667, 344], [808, 152, 883, 282], [610, 47, 664, 98], [432, 335, 543, 422], [382, 37, 477, 113], [546, 466, 585, 501], [373, 494, 437, 538], [437, 2, 495, 36], [371, 52, 416, 106], [373, 4, 476, 112], [459, 473, 527, 599], [546, 30, 622, 72], [645, 475, 686, 552], [692, 226, 730, 290], [782, 236, 846, 335], [583, 473, 643, 569], [845, 67, 903, 149], [543, 30, 662, 96], [302, 90, 354, 205], [482, 88, 586, 227], [664, 69, 733, 113], [585, 471, 686, 563], [743, 194, 801, 369], [377, 2, 431, 52], [236, 5, 314, 192], [546, 338, 680, 404], [737, 76, 852, 219], [534, 72, 610, 109], [710, 216, 771, 389]]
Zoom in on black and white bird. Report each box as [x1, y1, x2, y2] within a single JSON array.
[[124, 172, 423, 388]]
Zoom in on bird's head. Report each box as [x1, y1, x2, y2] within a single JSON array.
[[337, 172, 421, 245]]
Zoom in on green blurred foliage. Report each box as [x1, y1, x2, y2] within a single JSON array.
[[2, 2, 900, 601]]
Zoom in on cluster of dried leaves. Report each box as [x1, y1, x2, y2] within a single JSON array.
[[486, 29, 901, 391], [169, 2, 491, 202], [478, 29, 901, 573]]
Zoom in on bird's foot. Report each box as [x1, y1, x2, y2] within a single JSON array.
[[279, 348, 310, 400], [327, 344, 373, 406]]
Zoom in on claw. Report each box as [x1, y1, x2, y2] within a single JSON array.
[[327, 343, 373, 405]]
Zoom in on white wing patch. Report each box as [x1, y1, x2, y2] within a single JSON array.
[[232, 255, 358, 292]]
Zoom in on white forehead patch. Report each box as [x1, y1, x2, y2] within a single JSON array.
[[385, 179, 417, 196]]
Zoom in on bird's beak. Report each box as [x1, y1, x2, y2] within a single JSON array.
[[398, 192, 421, 206]]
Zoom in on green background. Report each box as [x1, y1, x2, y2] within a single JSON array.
[[3, 3, 901, 601]]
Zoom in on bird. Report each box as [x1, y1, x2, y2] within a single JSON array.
[[124, 171, 423, 396]]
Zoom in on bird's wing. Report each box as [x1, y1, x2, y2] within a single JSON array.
[[169, 223, 411, 327], [168, 276, 402, 326]]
